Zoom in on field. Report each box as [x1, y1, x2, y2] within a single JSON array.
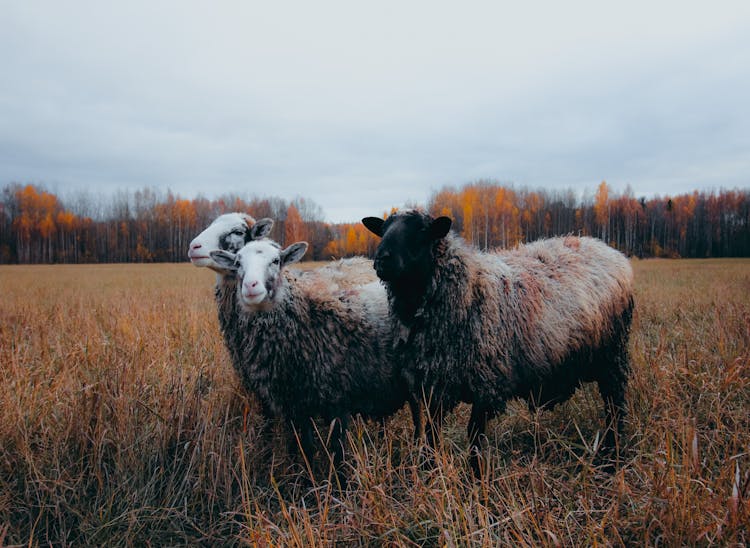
[[1, 259, 749, 545]]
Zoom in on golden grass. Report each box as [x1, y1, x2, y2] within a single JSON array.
[[1, 259, 749, 545]]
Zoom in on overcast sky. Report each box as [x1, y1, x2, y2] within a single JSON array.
[[2, 1, 749, 222]]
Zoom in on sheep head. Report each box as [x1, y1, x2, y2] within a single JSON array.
[[362, 211, 451, 283], [188, 214, 273, 273], [210, 240, 308, 311]]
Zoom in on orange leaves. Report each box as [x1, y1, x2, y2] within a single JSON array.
[[56, 210, 76, 232], [285, 204, 307, 246], [12, 184, 62, 238], [38, 214, 56, 239], [173, 199, 197, 226], [430, 182, 525, 249], [323, 222, 380, 259], [427, 181, 750, 258], [10, 184, 65, 261], [594, 181, 610, 221], [594, 180, 611, 241], [1, 182, 748, 263]]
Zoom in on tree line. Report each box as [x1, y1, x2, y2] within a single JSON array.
[[1, 181, 748, 264], [428, 181, 750, 258]]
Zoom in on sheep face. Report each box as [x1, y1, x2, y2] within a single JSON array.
[[188, 214, 273, 272], [210, 240, 308, 311], [363, 211, 451, 282]]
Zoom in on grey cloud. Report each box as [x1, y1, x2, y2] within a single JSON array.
[[1, 2, 749, 222]]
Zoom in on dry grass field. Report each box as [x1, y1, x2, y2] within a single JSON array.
[[1, 259, 749, 545]]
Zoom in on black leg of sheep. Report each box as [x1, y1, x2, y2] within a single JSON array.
[[288, 417, 316, 468], [596, 354, 630, 456], [468, 405, 496, 478], [422, 402, 446, 469], [407, 398, 423, 443], [325, 415, 348, 469], [595, 298, 634, 463]]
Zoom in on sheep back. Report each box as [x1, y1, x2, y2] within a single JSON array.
[[216, 257, 380, 405], [395, 234, 634, 413], [234, 270, 407, 423]]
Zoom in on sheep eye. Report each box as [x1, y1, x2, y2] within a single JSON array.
[[272, 258, 280, 265], [232, 229, 244, 236]]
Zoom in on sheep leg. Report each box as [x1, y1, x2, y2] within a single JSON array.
[[468, 404, 491, 478], [598, 379, 626, 450], [596, 348, 628, 459], [407, 396, 423, 442], [322, 415, 350, 488], [289, 417, 315, 464], [302, 420, 316, 462], [425, 404, 444, 449], [593, 306, 631, 466], [419, 388, 455, 468], [257, 401, 275, 442], [327, 415, 349, 470]]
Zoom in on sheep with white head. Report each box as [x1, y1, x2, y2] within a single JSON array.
[[211, 238, 419, 468], [188, 212, 259, 270], [188, 214, 275, 414], [188, 214, 385, 421]]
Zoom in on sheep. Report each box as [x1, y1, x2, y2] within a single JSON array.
[[188, 214, 275, 404], [188, 212, 259, 271], [188, 215, 380, 422], [210, 238, 419, 468], [362, 210, 634, 475]]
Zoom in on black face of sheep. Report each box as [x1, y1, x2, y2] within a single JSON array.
[[362, 212, 452, 282]]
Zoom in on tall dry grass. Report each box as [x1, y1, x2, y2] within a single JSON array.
[[1, 260, 748, 545]]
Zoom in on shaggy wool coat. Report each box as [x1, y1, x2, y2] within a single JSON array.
[[216, 265, 409, 427], [392, 234, 634, 415]]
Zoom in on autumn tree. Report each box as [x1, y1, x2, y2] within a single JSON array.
[[1, 182, 748, 264], [284, 204, 308, 258], [594, 181, 611, 243], [10, 184, 64, 262]]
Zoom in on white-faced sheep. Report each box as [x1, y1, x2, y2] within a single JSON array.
[[188, 215, 382, 423], [188, 214, 275, 406], [363, 210, 634, 475], [210, 239, 419, 468], [188, 212, 259, 270]]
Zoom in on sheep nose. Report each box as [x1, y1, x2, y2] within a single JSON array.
[[190, 242, 202, 250], [245, 280, 259, 289]]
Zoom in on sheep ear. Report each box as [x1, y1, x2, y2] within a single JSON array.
[[249, 218, 274, 241], [362, 217, 384, 237], [210, 250, 239, 270], [281, 242, 308, 266], [430, 216, 452, 240]]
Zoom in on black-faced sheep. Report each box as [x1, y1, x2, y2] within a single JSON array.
[[362, 210, 634, 474], [210, 238, 419, 468]]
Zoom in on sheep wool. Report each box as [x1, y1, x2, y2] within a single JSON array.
[[364, 210, 634, 473], [399, 233, 634, 413], [211, 240, 417, 465]]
